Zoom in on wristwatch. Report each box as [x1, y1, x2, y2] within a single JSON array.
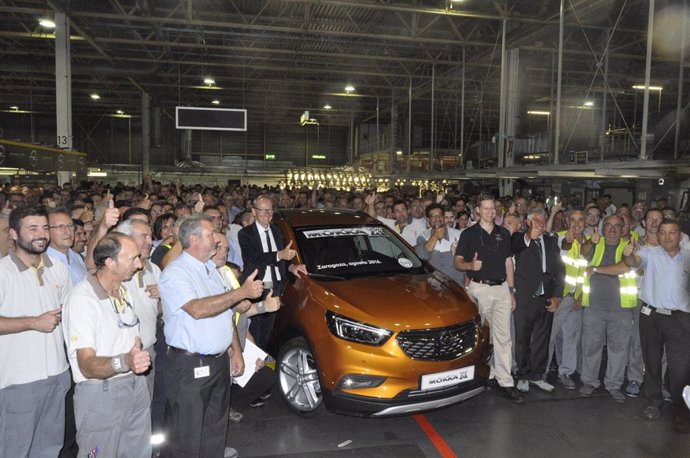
[[510, 287, 517, 294], [593, 267, 598, 274]]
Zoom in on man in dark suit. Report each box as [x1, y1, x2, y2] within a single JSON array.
[[511, 207, 565, 393], [238, 195, 307, 349]]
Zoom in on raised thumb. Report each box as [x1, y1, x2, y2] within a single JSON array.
[[473, 252, 478, 261], [108, 199, 114, 209], [134, 336, 142, 350]]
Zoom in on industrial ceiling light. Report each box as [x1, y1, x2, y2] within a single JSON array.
[[344, 85, 355, 93], [116, 109, 123, 114], [211, 99, 220, 105], [90, 93, 101, 100], [39, 18, 56, 28], [632, 84, 663, 91], [203, 77, 215, 86], [10, 106, 18, 111], [527, 110, 550, 116], [583, 100, 594, 107], [323, 104, 332, 110]]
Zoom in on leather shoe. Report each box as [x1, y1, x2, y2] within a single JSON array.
[[496, 386, 524, 404], [644, 400, 663, 420]]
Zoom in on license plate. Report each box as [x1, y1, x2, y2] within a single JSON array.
[[421, 366, 474, 390]]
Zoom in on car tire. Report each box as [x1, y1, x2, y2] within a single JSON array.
[[277, 336, 323, 415]]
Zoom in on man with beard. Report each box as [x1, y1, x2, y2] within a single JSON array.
[[416, 204, 464, 287], [0, 206, 72, 458], [47, 209, 88, 286], [72, 219, 88, 257], [366, 195, 425, 247], [62, 233, 152, 457], [0, 212, 12, 257]]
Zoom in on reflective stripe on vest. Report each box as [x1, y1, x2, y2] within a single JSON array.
[[558, 231, 589, 298], [581, 238, 637, 308]]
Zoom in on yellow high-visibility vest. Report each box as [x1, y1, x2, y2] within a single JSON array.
[[557, 231, 590, 299], [581, 238, 637, 308]]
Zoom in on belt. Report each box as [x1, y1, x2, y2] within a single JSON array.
[[646, 304, 686, 316], [471, 279, 505, 286], [168, 346, 225, 358]]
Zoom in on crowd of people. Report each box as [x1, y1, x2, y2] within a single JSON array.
[[0, 179, 689, 458]]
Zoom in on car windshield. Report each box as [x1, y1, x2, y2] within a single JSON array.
[[295, 225, 426, 280]]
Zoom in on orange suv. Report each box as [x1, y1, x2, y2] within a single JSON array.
[[272, 209, 491, 417]]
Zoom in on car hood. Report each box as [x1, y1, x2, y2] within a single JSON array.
[[311, 271, 478, 330]]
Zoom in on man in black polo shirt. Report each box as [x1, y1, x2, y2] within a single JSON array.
[[455, 194, 522, 404]]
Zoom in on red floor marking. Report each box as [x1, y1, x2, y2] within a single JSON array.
[[414, 414, 457, 458]]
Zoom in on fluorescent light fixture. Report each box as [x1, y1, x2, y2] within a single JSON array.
[[211, 99, 220, 105], [527, 110, 550, 116], [10, 106, 18, 110], [344, 85, 355, 93], [323, 104, 332, 110], [39, 18, 56, 28], [583, 101, 594, 107], [632, 84, 663, 91], [90, 93, 100, 100], [87, 171, 108, 177], [116, 109, 124, 114], [311, 154, 326, 160], [396, 150, 403, 155], [203, 77, 215, 86], [265, 154, 275, 160]]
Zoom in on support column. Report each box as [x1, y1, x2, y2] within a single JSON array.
[[600, 29, 610, 161], [498, 19, 507, 170], [390, 90, 396, 173], [554, 0, 565, 165], [640, 0, 655, 160], [55, 12, 72, 150], [429, 64, 435, 172], [460, 47, 465, 168], [407, 76, 412, 173], [675, 0, 686, 159], [141, 92, 150, 178]]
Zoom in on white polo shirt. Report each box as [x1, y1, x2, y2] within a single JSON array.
[[123, 260, 161, 350], [377, 216, 427, 246], [63, 274, 141, 383], [0, 251, 71, 389]]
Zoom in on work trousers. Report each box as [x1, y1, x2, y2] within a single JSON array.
[[639, 305, 690, 418], [547, 294, 583, 377], [144, 345, 156, 402], [467, 281, 514, 387], [74, 374, 151, 458], [626, 303, 644, 384], [581, 307, 633, 391], [161, 350, 231, 458], [0, 370, 70, 458], [514, 294, 553, 381]]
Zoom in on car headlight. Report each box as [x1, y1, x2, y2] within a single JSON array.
[[326, 312, 392, 346]]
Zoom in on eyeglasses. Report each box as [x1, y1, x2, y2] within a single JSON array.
[[50, 224, 74, 231], [109, 293, 140, 329]]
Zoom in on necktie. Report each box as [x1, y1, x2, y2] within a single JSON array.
[[265, 230, 277, 285], [535, 238, 545, 295]]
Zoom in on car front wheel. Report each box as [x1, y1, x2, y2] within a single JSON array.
[[277, 337, 323, 414]]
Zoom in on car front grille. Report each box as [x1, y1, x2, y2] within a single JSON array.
[[396, 321, 477, 361]]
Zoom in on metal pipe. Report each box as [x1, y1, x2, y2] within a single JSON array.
[[675, 0, 686, 159], [554, 0, 565, 165], [640, 0, 655, 160]]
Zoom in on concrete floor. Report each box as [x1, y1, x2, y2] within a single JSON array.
[[227, 382, 688, 458]]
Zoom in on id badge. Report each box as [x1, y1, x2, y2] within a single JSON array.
[[194, 366, 210, 379], [641, 305, 652, 316]]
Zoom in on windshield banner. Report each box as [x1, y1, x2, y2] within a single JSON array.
[[303, 227, 386, 239]]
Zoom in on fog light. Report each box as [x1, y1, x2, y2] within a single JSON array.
[[151, 433, 165, 445], [337, 374, 386, 390]]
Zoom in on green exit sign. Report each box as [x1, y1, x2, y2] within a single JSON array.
[[265, 154, 275, 160]]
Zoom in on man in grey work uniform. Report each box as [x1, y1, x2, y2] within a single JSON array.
[[63, 232, 152, 457], [0, 206, 72, 458]]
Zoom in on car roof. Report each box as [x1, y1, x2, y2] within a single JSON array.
[[275, 208, 381, 228]]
